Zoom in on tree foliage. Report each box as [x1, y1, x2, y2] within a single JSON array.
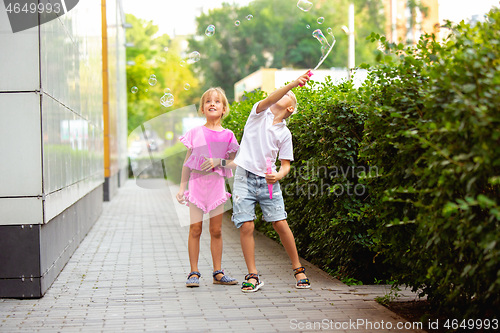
[[125, 14, 201, 134], [189, 0, 385, 100]]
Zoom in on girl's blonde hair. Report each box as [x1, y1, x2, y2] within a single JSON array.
[[198, 87, 230, 119]]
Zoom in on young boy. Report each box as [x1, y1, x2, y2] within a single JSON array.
[[232, 71, 312, 292]]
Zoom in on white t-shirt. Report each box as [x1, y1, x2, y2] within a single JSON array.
[[234, 101, 294, 177]]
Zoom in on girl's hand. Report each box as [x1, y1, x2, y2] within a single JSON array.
[[176, 190, 186, 204], [201, 157, 220, 171], [265, 172, 281, 184]]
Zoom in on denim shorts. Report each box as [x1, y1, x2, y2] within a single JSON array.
[[231, 166, 287, 228]]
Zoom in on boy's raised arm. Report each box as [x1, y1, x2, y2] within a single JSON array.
[[256, 70, 311, 114]]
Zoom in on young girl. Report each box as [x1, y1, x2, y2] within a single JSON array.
[[176, 87, 239, 288]]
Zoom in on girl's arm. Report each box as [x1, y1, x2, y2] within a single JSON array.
[[200, 151, 237, 171], [176, 149, 192, 204], [265, 159, 290, 184]]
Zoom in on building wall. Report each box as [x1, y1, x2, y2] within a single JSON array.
[[234, 68, 277, 102], [383, 0, 439, 44], [420, 0, 440, 38], [0, 0, 127, 298]]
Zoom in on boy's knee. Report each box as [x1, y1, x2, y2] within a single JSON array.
[[272, 219, 289, 232], [240, 221, 254, 235]]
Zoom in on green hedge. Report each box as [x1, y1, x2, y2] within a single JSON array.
[[357, 12, 500, 317], [224, 9, 500, 317], [283, 79, 384, 283]]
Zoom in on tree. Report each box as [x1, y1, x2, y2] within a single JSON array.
[[188, 0, 385, 100], [125, 14, 201, 134]]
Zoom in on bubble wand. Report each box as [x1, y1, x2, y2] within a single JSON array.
[[300, 29, 337, 85], [266, 158, 273, 199]]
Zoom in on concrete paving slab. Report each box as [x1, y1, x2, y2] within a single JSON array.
[[0, 180, 425, 332]]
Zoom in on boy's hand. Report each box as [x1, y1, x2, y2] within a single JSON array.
[[265, 172, 281, 184], [256, 71, 311, 113], [295, 70, 312, 87]]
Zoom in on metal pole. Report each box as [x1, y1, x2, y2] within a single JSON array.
[[348, 2, 355, 69]]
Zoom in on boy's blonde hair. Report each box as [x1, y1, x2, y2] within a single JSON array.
[[198, 87, 230, 119]]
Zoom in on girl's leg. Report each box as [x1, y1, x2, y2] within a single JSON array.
[[209, 205, 237, 284], [188, 205, 204, 274], [208, 205, 224, 275], [272, 220, 308, 285]]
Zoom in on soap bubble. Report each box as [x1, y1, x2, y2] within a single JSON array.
[[180, 60, 186, 67], [317, 17, 324, 24], [306, 24, 310, 29], [297, 0, 313, 12], [205, 24, 215, 37], [164, 47, 169, 52], [235, 20, 240, 26], [160, 93, 174, 107], [312, 29, 330, 47], [164, 88, 171, 94], [131, 86, 138, 94], [327, 27, 333, 35], [246, 14, 253, 20], [148, 75, 157, 86], [184, 83, 190, 90], [312, 29, 331, 57], [187, 51, 201, 64]]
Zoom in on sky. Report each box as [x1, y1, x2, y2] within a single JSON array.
[[121, 0, 500, 37], [121, 0, 253, 36], [439, 0, 499, 22]]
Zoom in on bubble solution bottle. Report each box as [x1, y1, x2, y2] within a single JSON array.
[[266, 158, 273, 199]]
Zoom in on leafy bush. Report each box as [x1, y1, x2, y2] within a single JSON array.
[[283, 79, 386, 282], [162, 142, 188, 184], [358, 11, 500, 317]]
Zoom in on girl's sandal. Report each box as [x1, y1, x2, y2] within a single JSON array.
[[293, 266, 311, 289], [241, 273, 264, 293], [213, 270, 238, 285], [186, 271, 201, 287]]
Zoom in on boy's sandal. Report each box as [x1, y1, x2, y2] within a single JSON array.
[[241, 273, 264, 293], [213, 270, 238, 285], [186, 271, 201, 288], [293, 266, 311, 289]]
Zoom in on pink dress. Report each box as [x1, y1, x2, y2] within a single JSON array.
[[179, 126, 239, 213]]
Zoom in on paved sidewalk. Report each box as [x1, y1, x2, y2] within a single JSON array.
[[0, 180, 424, 332]]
